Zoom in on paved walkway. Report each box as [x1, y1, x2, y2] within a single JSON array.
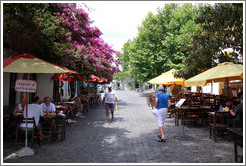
[[3, 90, 239, 163]]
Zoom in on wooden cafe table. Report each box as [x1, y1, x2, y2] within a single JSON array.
[[40, 112, 66, 141], [55, 105, 71, 123], [175, 105, 212, 127], [174, 106, 189, 126], [227, 127, 243, 163]]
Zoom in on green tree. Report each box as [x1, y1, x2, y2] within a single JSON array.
[[178, 3, 243, 79], [113, 70, 131, 81], [121, 3, 198, 83], [3, 3, 67, 65]]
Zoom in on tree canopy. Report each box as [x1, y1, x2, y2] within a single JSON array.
[[177, 3, 243, 79], [119, 3, 243, 82], [3, 3, 119, 81], [119, 3, 198, 83]]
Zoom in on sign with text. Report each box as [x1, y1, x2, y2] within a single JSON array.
[[15, 79, 37, 93], [175, 98, 186, 107]]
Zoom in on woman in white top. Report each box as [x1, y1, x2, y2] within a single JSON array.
[[13, 97, 26, 116]]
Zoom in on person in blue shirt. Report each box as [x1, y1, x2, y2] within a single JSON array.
[[219, 99, 233, 111], [154, 85, 171, 142]]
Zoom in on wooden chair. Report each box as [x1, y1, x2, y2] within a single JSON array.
[[54, 116, 66, 141], [40, 117, 55, 142], [209, 112, 230, 142], [15, 117, 40, 149], [174, 107, 182, 126], [146, 95, 151, 107], [200, 105, 212, 126], [184, 105, 201, 127]]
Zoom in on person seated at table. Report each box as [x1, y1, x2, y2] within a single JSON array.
[[219, 99, 233, 112], [13, 97, 27, 116], [20, 96, 44, 138], [73, 95, 82, 114], [230, 95, 243, 127], [80, 94, 88, 113], [41, 96, 56, 114], [171, 83, 179, 96]]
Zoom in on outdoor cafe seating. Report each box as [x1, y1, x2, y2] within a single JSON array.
[[15, 117, 40, 149], [209, 111, 230, 142], [55, 102, 73, 123], [174, 92, 239, 124], [10, 107, 67, 149], [227, 127, 243, 163], [173, 91, 243, 146]]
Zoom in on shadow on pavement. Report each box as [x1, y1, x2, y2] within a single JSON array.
[[3, 104, 136, 163]]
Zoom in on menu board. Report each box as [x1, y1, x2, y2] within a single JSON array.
[[15, 79, 37, 93], [175, 98, 186, 107]]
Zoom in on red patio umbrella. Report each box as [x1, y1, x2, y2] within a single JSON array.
[[98, 78, 108, 83], [51, 74, 101, 82], [89, 75, 100, 82], [52, 74, 83, 81]]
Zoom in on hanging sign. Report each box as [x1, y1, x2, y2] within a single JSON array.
[[15, 79, 37, 93]]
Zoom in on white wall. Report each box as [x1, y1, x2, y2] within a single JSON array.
[[3, 73, 55, 105], [36, 74, 54, 101]]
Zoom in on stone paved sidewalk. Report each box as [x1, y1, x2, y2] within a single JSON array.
[[3, 90, 240, 163]]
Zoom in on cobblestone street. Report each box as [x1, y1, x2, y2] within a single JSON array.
[[3, 90, 239, 163]]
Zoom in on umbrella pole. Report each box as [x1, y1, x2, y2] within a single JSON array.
[[211, 80, 213, 94], [25, 92, 28, 147]]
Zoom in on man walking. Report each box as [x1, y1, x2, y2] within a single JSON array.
[[102, 85, 118, 121]]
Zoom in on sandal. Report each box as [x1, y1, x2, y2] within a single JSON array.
[[158, 138, 166, 142], [158, 135, 162, 138]]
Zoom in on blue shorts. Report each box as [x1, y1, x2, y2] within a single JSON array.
[[105, 103, 115, 110]]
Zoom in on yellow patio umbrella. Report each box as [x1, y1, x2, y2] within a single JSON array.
[[184, 62, 243, 87], [148, 74, 166, 85], [3, 53, 78, 74], [147, 69, 185, 86]]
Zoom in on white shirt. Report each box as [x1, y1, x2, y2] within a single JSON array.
[[20, 104, 44, 128], [166, 86, 172, 96], [41, 103, 56, 112], [18, 104, 24, 111], [104, 91, 117, 104]]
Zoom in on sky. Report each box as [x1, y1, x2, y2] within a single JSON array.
[[78, 1, 170, 52], [78, 1, 217, 52]]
